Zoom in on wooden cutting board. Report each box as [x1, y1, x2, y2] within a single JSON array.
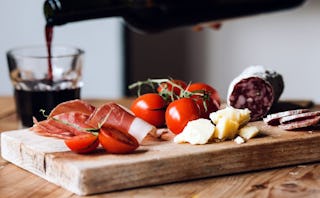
[[1, 122, 320, 196]]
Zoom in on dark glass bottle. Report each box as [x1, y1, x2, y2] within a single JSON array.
[[44, 0, 305, 33]]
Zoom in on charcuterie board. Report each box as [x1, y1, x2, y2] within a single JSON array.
[[1, 121, 320, 196]]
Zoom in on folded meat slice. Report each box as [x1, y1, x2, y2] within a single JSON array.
[[32, 112, 92, 139], [31, 100, 156, 143], [49, 99, 95, 118], [86, 102, 157, 143]]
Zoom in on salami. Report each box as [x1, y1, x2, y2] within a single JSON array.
[[263, 109, 309, 126], [264, 109, 320, 130], [279, 116, 320, 130], [228, 66, 284, 121], [279, 111, 320, 124]]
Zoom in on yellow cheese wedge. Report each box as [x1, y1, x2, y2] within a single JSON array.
[[209, 106, 250, 126], [238, 108, 251, 126], [213, 117, 239, 140], [238, 126, 259, 140]]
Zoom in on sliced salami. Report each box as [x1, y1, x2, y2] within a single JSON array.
[[279, 111, 320, 124], [279, 116, 320, 130], [228, 66, 284, 121], [263, 109, 310, 126]]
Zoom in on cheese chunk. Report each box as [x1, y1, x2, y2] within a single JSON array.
[[239, 126, 259, 140], [174, 118, 215, 145], [238, 109, 251, 126], [213, 117, 239, 140], [234, 136, 245, 144], [209, 106, 250, 126]]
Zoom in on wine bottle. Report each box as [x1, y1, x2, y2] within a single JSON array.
[[44, 0, 305, 33]]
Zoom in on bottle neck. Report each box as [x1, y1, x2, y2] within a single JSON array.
[[44, 0, 137, 26]]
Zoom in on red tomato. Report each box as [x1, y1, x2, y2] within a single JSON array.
[[99, 127, 139, 154], [192, 96, 219, 119], [64, 133, 99, 154], [165, 98, 201, 134], [186, 82, 221, 106], [157, 79, 187, 98], [131, 93, 167, 127]]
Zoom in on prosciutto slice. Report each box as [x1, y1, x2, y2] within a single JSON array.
[[32, 112, 92, 139], [49, 99, 95, 118], [87, 102, 156, 143], [31, 100, 156, 143]]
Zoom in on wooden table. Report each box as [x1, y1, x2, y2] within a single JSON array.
[[0, 96, 319, 198]]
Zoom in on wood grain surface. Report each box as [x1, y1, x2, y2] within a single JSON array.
[[0, 96, 320, 197]]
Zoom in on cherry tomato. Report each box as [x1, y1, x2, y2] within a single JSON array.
[[192, 96, 219, 119], [64, 133, 99, 154], [186, 82, 221, 106], [165, 98, 201, 134], [157, 79, 187, 98], [131, 93, 167, 127], [99, 127, 139, 154]]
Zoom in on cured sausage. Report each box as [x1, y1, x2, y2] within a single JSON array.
[[228, 66, 284, 121]]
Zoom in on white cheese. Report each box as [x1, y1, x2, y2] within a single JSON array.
[[234, 136, 245, 144], [174, 118, 215, 145]]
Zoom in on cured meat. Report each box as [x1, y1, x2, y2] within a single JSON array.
[[32, 118, 76, 139], [264, 109, 320, 130], [31, 100, 156, 144], [32, 112, 91, 139], [263, 109, 309, 126], [86, 102, 156, 143], [279, 111, 320, 124], [49, 99, 95, 117], [228, 66, 284, 121], [279, 116, 320, 130]]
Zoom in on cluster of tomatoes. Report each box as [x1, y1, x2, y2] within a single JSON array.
[[130, 79, 221, 134]]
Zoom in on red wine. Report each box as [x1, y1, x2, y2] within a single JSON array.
[[44, 0, 305, 33], [45, 25, 54, 82], [15, 87, 81, 127]]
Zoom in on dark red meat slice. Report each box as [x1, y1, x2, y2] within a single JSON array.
[[279, 111, 320, 124], [263, 109, 310, 126], [279, 116, 320, 130]]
